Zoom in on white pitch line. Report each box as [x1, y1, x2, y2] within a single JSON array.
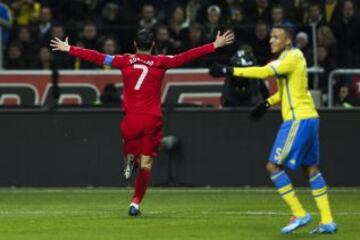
[[0, 188, 360, 194], [0, 210, 360, 217]]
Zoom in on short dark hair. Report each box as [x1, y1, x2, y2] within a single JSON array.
[[272, 25, 294, 41], [134, 29, 154, 51]]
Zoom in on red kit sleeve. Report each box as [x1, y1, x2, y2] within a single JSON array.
[[161, 43, 215, 69], [68, 46, 106, 66]]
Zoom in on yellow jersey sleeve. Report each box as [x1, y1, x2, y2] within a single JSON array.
[[233, 66, 274, 79], [267, 51, 297, 76], [267, 91, 281, 106]]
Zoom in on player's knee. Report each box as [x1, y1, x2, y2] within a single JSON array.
[[266, 162, 280, 173], [140, 156, 154, 169]]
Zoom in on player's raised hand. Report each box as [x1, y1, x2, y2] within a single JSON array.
[[50, 37, 70, 52], [213, 30, 235, 48]]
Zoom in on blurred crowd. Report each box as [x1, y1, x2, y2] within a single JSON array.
[[0, 0, 360, 103]]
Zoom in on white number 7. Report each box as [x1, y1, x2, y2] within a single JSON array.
[[133, 64, 149, 90]]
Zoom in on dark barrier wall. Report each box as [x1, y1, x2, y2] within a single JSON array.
[[0, 108, 359, 187]]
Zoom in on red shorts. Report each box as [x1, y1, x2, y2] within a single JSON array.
[[121, 113, 163, 158]]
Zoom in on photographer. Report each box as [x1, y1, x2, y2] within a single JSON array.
[[220, 46, 269, 107]]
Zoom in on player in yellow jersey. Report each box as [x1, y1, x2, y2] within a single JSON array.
[[210, 25, 337, 234]]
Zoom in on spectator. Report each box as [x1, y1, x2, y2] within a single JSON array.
[[336, 84, 360, 107], [305, 3, 327, 27], [316, 46, 337, 92], [102, 37, 118, 55], [317, 25, 337, 50], [181, 23, 207, 68], [295, 31, 312, 66], [250, 20, 271, 65], [4, 41, 27, 69], [229, 6, 252, 45], [0, 0, 12, 47], [221, 0, 243, 23], [100, 37, 119, 70], [49, 24, 65, 39], [331, 0, 360, 67], [35, 5, 52, 44], [80, 21, 101, 51], [49, 24, 72, 69], [153, 25, 176, 55], [152, 0, 179, 24], [248, 0, 272, 23], [11, 0, 41, 26], [270, 4, 296, 33], [287, 0, 310, 26], [98, 2, 136, 53], [324, 0, 342, 25], [184, 0, 209, 26], [62, 0, 98, 27], [30, 46, 54, 69], [99, 2, 121, 37], [203, 5, 223, 43], [317, 25, 337, 61], [138, 4, 158, 30], [17, 26, 37, 65], [168, 6, 188, 50]]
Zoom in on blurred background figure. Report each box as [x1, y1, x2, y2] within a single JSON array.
[[99, 37, 119, 70], [36, 5, 52, 44], [250, 21, 271, 65], [336, 83, 360, 107], [305, 3, 326, 27], [153, 25, 176, 55], [30, 46, 54, 70], [203, 5, 223, 43], [296, 31, 312, 65], [4, 41, 26, 69], [138, 4, 158, 30], [168, 6, 188, 51], [99, 83, 121, 106], [0, 0, 12, 48], [11, 0, 41, 26], [331, 0, 360, 68], [270, 4, 295, 33]]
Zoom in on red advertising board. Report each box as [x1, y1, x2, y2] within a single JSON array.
[[0, 70, 277, 107]]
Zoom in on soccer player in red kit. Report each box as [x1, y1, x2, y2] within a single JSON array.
[[50, 29, 234, 216]]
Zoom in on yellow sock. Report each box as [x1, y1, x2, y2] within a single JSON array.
[[278, 185, 307, 218], [312, 187, 334, 224]]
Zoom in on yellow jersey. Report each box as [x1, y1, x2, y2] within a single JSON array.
[[233, 48, 319, 121]]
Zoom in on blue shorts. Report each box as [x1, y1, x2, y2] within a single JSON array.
[[269, 118, 320, 170]]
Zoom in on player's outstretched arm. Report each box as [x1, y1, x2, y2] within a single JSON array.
[[163, 31, 234, 68], [209, 64, 275, 79], [50, 37, 108, 66], [210, 49, 298, 79]]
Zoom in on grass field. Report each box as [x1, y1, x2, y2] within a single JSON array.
[[0, 188, 359, 240]]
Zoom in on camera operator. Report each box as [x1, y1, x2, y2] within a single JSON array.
[[221, 46, 269, 107]]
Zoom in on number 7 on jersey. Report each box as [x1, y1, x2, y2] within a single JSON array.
[[133, 64, 149, 90]]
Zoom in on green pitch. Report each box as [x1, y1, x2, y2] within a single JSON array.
[[0, 188, 359, 240]]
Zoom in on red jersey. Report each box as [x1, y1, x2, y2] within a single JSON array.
[[69, 43, 215, 116]]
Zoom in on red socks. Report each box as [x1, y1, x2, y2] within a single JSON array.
[[131, 168, 151, 205]]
